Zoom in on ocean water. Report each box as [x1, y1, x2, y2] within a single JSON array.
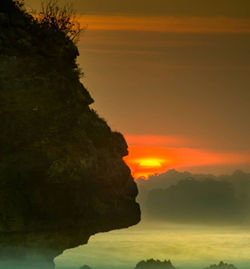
[[55, 221, 250, 269]]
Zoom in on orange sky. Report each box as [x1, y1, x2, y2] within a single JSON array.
[[26, 0, 250, 177], [123, 135, 250, 179]]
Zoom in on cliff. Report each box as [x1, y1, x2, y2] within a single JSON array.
[[0, 1, 140, 268]]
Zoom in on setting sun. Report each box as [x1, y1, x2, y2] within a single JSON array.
[[138, 158, 165, 167], [123, 135, 250, 180]]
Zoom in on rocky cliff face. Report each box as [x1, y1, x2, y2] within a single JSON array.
[[0, 1, 140, 268]]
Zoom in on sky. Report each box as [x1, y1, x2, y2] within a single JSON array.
[[26, 0, 250, 178]]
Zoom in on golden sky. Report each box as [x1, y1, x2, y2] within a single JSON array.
[[26, 0, 250, 178], [26, 0, 250, 17]]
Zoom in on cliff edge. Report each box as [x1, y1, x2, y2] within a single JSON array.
[[0, 1, 140, 268]]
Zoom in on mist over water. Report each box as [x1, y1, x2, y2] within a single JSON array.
[[55, 220, 250, 269], [55, 171, 250, 269], [0, 257, 54, 269]]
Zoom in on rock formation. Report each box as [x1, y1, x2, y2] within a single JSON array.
[[0, 1, 140, 268], [204, 262, 238, 269], [135, 259, 176, 269]]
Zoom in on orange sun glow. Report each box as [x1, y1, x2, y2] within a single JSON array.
[[123, 135, 250, 180], [138, 158, 165, 167]]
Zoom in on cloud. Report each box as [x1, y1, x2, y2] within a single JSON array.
[[125, 135, 187, 147], [78, 15, 250, 33]]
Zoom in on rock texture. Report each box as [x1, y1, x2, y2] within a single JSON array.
[[0, 1, 140, 268]]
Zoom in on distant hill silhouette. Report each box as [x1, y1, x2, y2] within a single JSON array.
[[137, 169, 250, 195], [137, 170, 250, 224], [136, 169, 216, 204]]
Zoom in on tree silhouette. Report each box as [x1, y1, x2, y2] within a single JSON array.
[[37, 0, 82, 43]]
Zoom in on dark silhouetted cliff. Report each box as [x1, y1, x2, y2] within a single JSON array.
[[0, 1, 140, 268]]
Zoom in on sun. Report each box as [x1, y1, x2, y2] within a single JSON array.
[[123, 146, 172, 179], [138, 158, 164, 167]]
